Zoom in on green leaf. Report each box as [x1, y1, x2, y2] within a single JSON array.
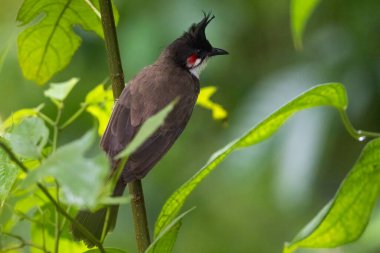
[[284, 138, 380, 253], [5, 117, 49, 159], [44, 78, 79, 101], [31, 209, 89, 253], [115, 100, 177, 160], [291, 0, 321, 50], [83, 248, 127, 253], [17, 0, 118, 84], [26, 130, 110, 208], [2, 190, 50, 231], [85, 84, 114, 136], [0, 146, 19, 208], [146, 208, 195, 253], [0, 104, 44, 133], [154, 83, 347, 237], [196, 86, 228, 121]]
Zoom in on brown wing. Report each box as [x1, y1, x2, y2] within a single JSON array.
[[101, 64, 199, 183]]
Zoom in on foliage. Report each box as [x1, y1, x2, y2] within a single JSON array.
[[85, 84, 114, 136], [0, 78, 114, 251], [1, 0, 380, 253], [284, 138, 380, 253], [16, 0, 113, 84], [153, 83, 380, 252], [290, 0, 321, 50]]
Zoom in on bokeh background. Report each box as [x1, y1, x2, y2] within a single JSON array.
[[1, 0, 380, 252]]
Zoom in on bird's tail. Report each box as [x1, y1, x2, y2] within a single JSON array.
[[71, 179, 126, 247]]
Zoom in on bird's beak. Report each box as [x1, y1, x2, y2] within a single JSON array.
[[209, 47, 229, 57]]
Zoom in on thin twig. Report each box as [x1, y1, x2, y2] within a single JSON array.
[[0, 140, 106, 252], [59, 104, 88, 130], [1, 231, 46, 252], [52, 102, 63, 152], [54, 182, 61, 253]]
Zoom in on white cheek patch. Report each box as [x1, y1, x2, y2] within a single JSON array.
[[189, 59, 208, 79], [186, 58, 202, 69], [193, 58, 202, 67]]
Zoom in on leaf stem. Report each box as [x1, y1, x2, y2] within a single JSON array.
[[59, 104, 88, 130], [37, 112, 55, 126], [98, 0, 151, 251], [52, 103, 63, 152], [0, 140, 106, 253], [339, 109, 380, 141]]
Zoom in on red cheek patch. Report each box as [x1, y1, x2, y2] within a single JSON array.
[[187, 54, 197, 66]]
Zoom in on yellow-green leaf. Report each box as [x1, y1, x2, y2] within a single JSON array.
[[154, 83, 347, 237], [17, 0, 118, 84], [196, 86, 228, 121], [85, 84, 114, 136], [31, 214, 88, 253], [0, 105, 44, 132], [284, 138, 380, 253], [291, 0, 321, 50]]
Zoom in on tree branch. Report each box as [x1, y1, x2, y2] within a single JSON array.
[[98, 0, 124, 98], [98, 0, 151, 252], [128, 180, 151, 251]]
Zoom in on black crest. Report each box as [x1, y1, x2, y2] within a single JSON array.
[[182, 12, 215, 51]]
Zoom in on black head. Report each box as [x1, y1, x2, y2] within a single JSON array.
[[167, 12, 228, 74]]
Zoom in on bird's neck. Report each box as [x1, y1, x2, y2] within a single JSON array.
[[189, 59, 208, 79]]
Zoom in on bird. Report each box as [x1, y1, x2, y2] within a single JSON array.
[[72, 12, 228, 246]]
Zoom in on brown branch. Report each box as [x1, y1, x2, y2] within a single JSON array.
[[98, 1, 151, 252], [128, 180, 151, 251]]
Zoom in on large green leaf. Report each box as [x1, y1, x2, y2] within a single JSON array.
[[0, 145, 19, 208], [17, 0, 118, 84], [154, 83, 347, 237], [5, 117, 49, 159], [290, 0, 321, 50], [284, 138, 380, 253], [25, 130, 109, 208]]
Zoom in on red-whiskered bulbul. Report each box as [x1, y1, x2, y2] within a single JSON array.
[[72, 13, 228, 246]]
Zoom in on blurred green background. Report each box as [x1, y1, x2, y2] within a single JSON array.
[[1, 0, 380, 252]]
